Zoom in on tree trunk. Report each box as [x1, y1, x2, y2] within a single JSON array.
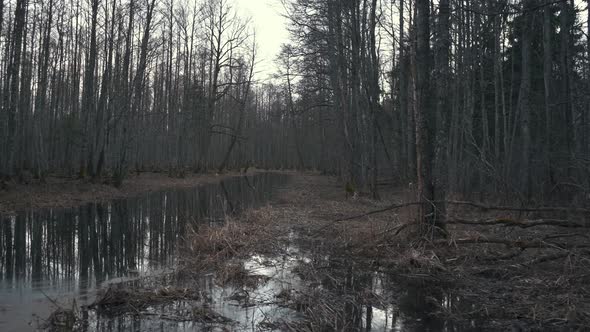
[[79, 0, 99, 178], [219, 42, 256, 172], [517, 0, 533, 199], [6, 0, 28, 177], [33, 0, 54, 180], [368, 0, 380, 199], [415, 0, 435, 229], [543, 0, 554, 195], [434, 0, 450, 230], [114, 0, 135, 187], [559, 0, 573, 177]]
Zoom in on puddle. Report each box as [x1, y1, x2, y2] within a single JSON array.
[[80, 235, 304, 331]]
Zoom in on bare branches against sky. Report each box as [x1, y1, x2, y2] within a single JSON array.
[[232, 0, 289, 80]]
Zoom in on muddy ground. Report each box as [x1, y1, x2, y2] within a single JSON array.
[[42, 173, 590, 331], [0, 170, 287, 215]]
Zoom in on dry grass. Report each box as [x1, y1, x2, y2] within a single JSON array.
[[93, 285, 201, 315], [215, 262, 270, 288], [43, 307, 79, 331], [180, 207, 288, 273]]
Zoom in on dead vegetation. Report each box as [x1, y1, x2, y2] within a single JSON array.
[[41, 174, 590, 331], [92, 286, 201, 315], [43, 205, 294, 330], [43, 307, 79, 332], [215, 262, 270, 288], [180, 206, 290, 272], [250, 175, 590, 331]]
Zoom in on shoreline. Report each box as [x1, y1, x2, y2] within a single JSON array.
[[0, 169, 294, 215]]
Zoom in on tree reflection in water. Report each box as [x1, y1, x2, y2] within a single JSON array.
[[0, 173, 289, 293]]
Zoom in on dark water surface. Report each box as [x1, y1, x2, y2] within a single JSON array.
[[0, 173, 290, 331]]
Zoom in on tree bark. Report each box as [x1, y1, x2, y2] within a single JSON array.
[[543, 0, 554, 194], [517, 0, 533, 198], [218, 41, 256, 172], [559, 0, 573, 176], [434, 0, 450, 230], [6, 0, 28, 177], [33, 0, 54, 180], [415, 0, 436, 229], [79, 0, 100, 178]]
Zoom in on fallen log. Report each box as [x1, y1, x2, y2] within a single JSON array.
[[518, 252, 571, 266], [436, 237, 590, 250], [445, 200, 590, 214], [331, 200, 590, 225], [447, 218, 587, 228]]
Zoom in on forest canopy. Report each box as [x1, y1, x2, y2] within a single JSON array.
[[0, 0, 588, 208]]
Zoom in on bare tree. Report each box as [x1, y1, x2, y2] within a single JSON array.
[[414, 0, 435, 228], [196, 0, 249, 172], [218, 36, 256, 172]]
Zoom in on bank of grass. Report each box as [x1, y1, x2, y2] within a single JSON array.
[[181, 207, 288, 271]]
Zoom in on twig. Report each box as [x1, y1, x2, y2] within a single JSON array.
[[448, 218, 587, 228], [445, 200, 590, 214], [544, 233, 589, 241], [334, 202, 423, 222], [311, 202, 422, 235], [518, 252, 571, 267], [40, 290, 63, 309], [434, 237, 590, 250], [328, 200, 590, 226], [482, 248, 526, 261]]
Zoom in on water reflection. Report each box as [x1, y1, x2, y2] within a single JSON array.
[[293, 253, 477, 332], [80, 233, 303, 332], [0, 173, 289, 331]]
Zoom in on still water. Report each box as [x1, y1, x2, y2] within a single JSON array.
[[0, 173, 290, 331]]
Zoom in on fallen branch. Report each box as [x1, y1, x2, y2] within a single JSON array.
[[436, 237, 590, 250], [312, 202, 423, 235], [448, 218, 587, 229], [482, 248, 526, 261], [333, 202, 423, 222], [445, 200, 590, 214], [518, 252, 571, 267], [330, 200, 590, 225], [543, 233, 590, 241]]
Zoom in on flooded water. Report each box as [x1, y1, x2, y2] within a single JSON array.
[[73, 232, 478, 332], [0, 173, 478, 331], [83, 236, 305, 331], [0, 173, 290, 331]]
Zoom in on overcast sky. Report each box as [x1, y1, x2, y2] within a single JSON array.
[[232, 0, 290, 81]]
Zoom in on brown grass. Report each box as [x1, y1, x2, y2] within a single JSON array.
[[93, 285, 201, 315], [181, 207, 288, 273]]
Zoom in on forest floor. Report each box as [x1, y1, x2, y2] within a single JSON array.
[[45, 173, 590, 331], [0, 169, 284, 215]]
